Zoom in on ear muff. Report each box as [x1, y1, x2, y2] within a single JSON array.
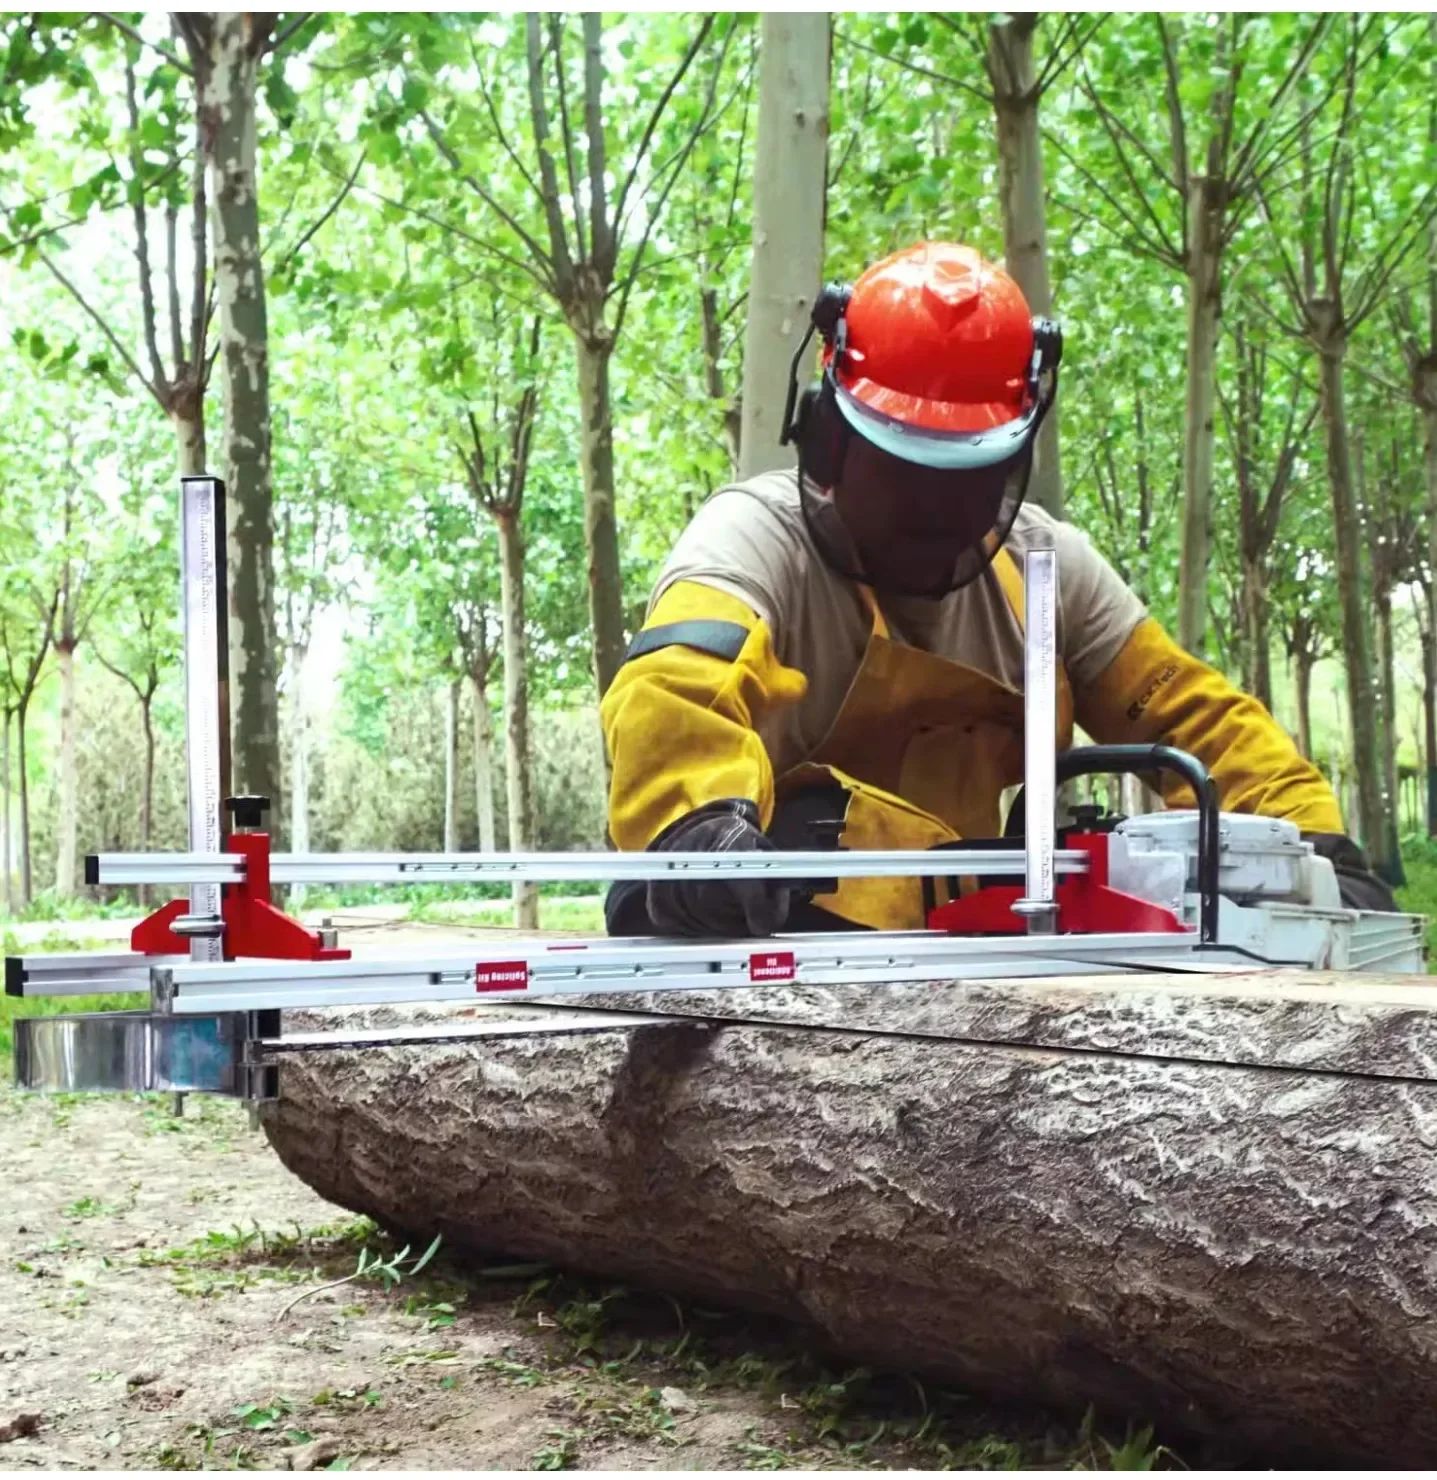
[[794, 382, 849, 489]]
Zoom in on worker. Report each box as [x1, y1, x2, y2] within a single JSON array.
[[600, 241, 1397, 937]]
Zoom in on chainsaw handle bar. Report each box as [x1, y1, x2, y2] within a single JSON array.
[[1053, 744, 1220, 945]]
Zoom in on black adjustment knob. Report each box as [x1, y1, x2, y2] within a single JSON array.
[[226, 795, 271, 830], [1068, 803, 1106, 830]]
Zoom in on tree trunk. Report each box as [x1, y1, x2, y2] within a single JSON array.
[[289, 646, 310, 909], [1295, 645, 1315, 763], [140, 694, 155, 910], [738, 13, 831, 481], [700, 286, 741, 474], [471, 672, 498, 854], [1425, 599, 1437, 838], [988, 13, 1061, 517], [573, 335, 628, 699], [196, 14, 282, 836], [1240, 554, 1272, 710], [1317, 337, 1389, 872], [1, 708, 11, 915], [54, 640, 78, 898], [16, 695, 32, 906], [1376, 587, 1405, 880], [1176, 176, 1224, 658], [1421, 403, 1437, 834], [266, 970, 1437, 1467], [443, 678, 459, 855], [497, 508, 538, 930], [171, 405, 206, 479]]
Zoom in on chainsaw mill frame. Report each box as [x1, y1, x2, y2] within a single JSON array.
[[6, 475, 1417, 1104]]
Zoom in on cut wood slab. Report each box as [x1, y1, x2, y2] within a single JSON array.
[[262, 969, 1437, 1464]]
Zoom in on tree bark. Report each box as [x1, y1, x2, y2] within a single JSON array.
[[1421, 399, 1437, 833], [700, 286, 741, 473], [267, 970, 1437, 1467], [1376, 586, 1404, 875], [289, 645, 310, 908], [1176, 175, 1224, 658], [471, 672, 497, 855], [1316, 335, 1388, 868], [1295, 644, 1315, 763], [193, 13, 282, 836], [738, 13, 831, 481], [140, 694, 155, 910], [1240, 555, 1272, 709], [16, 694, 33, 906], [443, 678, 459, 855], [1, 708, 11, 915], [497, 508, 538, 930], [988, 13, 1062, 517], [574, 336, 628, 699], [53, 640, 78, 898], [171, 405, 206, 479]]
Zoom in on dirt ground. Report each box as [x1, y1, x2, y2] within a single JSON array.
[[0, 918, 1167, 1472]]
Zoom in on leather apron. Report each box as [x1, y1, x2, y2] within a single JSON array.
[[775, 547, 1074, 931]]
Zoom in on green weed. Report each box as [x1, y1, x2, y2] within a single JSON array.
[[532, 1428, 580, 1470]]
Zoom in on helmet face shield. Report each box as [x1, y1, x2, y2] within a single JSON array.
[[799, 427, 1034, 600]]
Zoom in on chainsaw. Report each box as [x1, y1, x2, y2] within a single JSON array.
[[7, 477, 1426, 1104]]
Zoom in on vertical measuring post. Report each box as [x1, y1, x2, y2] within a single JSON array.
[[1014, 543, 1059, 934], [177, 476, 232, 968]]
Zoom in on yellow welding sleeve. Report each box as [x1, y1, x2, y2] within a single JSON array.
[[1076, 617, 1345, 834], [600, 580, 809, 851]]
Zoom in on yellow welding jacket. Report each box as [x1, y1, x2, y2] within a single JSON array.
[[601, 470, 1343, 931]]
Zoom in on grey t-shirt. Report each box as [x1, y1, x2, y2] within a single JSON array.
[[649, 468, 1147, 775]]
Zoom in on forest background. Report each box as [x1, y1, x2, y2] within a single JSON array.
[[2, 10, 1436, 933]]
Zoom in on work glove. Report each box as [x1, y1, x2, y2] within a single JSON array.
[[645, 799, 790, 938], [1303, 833, 1399, 913]]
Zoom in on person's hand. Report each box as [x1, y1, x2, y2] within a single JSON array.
[[646, 799, 790, 937], [1303, 833, 1399, 913]]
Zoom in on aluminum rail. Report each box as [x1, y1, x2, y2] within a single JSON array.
[[6, 951, 186, 998], [148, 928, 1208, 1015], [87, 846, 1091, 888]]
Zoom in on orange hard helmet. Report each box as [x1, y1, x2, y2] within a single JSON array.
[[780, 240, 1063, 595]]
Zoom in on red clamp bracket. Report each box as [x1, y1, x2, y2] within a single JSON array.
[[131, 826, 350, 962], [926, 832, 1190, 937]]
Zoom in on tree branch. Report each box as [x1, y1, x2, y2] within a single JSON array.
[[1045, 128, 1183, 269], [419, 104, 556, 279], [1156, 14, 1189, 209], [522, 14, 577, 294], [841, 29, 992, 108], [1035, 14, 1105, 98], [470, 36, 543, 206], [10, 222, 153, 394], [268, 12, 313, 56], [94, 11, 193, 75], [188, 117, 207, 369], [609, 13, 717, 270], [123, 49, 166, 389], [1228, 15, 1330, 192], [546, 15, 587, 265], [1078, 64, 1184, 228], [164, 176, 183, 372], [272, 147, 365, 277], [582, 11, 611, 276], [611, 16, 731, 340]]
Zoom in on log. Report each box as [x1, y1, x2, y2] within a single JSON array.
[[263, 969, 1437, 1465]]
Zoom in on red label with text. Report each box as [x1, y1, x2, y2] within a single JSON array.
[[475, 960, 531, 993], [749, 950, 796, 984]]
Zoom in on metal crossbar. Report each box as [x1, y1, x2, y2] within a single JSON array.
[[136, 929, 1212, 1017], [86, 847, 1089, 888]]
